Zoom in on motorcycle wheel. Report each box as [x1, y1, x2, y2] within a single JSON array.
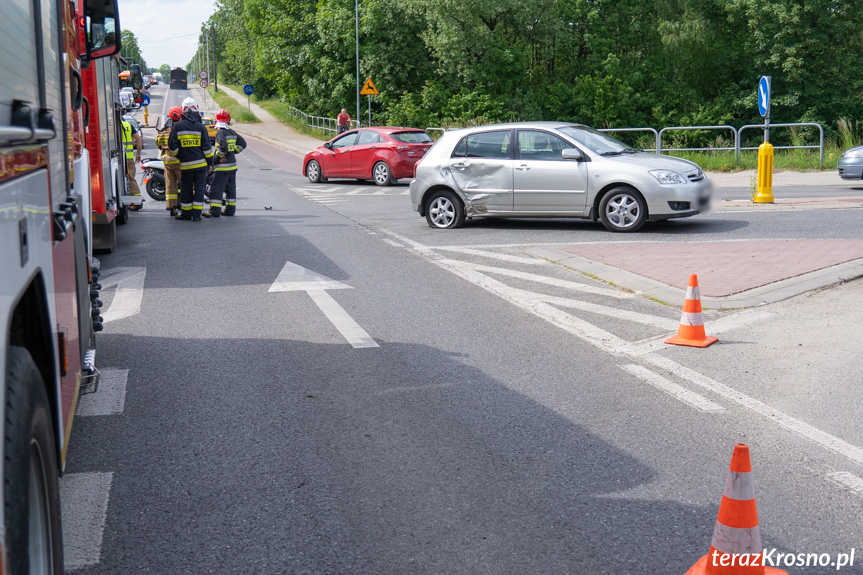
[[146, 175, 166, 201]]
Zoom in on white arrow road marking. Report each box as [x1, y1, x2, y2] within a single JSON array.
[[61, 472, 113, 571], [382, 230, 863, 468], [99, 267, 146, 324], [621, 365, 725, 412], [269, 261, 352, 292], [76, 369, 129, 416], [306, 290, 379, 348], [269, 260, 378, 348]]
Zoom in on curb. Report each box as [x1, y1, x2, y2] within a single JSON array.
[[527, 247, 863, 309]]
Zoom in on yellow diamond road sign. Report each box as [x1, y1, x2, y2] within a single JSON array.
[[360, 77, 378, 96]]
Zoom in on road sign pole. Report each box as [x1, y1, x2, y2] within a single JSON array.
[[368, 95, 371, 126], [763, 76, 771, 143]]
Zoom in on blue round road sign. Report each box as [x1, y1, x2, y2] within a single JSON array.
[[243, 84, 254, 96], [141, 94, 151, 107], [757, 76, 770, 117]]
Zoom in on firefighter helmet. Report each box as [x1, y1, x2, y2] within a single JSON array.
[[181, 97, 199, 116], [168, 106, 182, 121], [215, 109, 231, 124]]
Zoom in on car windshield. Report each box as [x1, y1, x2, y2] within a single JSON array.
[[557, 126, 638, 155], [201, 119, 213, 125], [391, 131, 432, 144]]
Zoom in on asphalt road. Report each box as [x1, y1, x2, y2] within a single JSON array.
[[62, 87, 863, 574]]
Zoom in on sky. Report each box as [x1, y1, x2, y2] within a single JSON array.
[[118, 0, 217, 70]]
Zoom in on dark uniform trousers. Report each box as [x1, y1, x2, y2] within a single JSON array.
[[180, 168, 208, 217], [209, 171, 237, 215]]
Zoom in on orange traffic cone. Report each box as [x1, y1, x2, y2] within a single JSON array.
[[666, 274, 717, 348], [685, 444, 787, 575]]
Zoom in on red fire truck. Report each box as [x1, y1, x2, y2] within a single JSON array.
[[1, 0, 119, 571]]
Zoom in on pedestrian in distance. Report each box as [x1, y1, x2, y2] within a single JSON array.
[[204, 109, 246, 218], [156, 106, 183, 217], [168, 97, 214, 221], [121, 115, 143, 210], [337, 108, 351, 134]]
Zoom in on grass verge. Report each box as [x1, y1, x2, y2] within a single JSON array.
[[668, 147, 842, 172], [222, 85, 329, 141], [206, 86, 260, 123]]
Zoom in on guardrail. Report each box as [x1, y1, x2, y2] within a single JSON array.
[[738, 122, 824, 165], [605, 122, 824, 164], [659, 125, 739, 159], [281, 103, 359, 135]]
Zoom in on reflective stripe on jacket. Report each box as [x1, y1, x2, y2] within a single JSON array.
[[121, 120, 134, 160], [167, 115, 214, 171], [156, 122, 180, 164], [214, 127, 246, 172]]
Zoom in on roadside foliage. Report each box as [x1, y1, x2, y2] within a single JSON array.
[[204, 0, 863, 145]]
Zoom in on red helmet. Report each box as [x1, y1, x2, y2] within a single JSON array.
[[168, 106, 182, 121], [215, 109, 231, 124]]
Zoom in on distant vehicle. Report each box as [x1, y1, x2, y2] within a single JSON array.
[[152, 72, 163, 84], [303, 127, 433, 186], [838, 146, 863, 181], [409, 122, 712, 232], [201, 115, 217, 143], [170, 67, 188, 90]]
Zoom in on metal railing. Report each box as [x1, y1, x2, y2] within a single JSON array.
[[659, 125, 739, 159], [281, 103, 359, 135], [738, 122, 824, 165], [598, 127, 660, 153], [603, 122, 825, 164]]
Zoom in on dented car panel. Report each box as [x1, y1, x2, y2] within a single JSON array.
[[448, 157, 514, 213]]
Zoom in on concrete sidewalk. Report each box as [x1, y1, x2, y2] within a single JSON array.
[[206, 85, 324, 158], [531, 241, 863, 309]]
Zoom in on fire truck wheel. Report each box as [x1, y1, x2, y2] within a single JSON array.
[[117, 205, 129, 225], [4, 347, 64, 574]]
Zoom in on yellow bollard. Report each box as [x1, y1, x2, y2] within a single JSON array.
[[143, 106, 149, 127], [753, 142, 774, 203]]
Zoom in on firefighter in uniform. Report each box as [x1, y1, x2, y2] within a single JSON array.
[[156, 106, 183, 217], [168, 97, 213, 221], [205, 109, 247, 218], [121, 117, 143, 209]]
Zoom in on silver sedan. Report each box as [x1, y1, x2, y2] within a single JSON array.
[[409, 122, 712, 232], [838, 146, 863, 180]]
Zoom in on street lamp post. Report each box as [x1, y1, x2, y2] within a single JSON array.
[[355, 0, 359, 128]]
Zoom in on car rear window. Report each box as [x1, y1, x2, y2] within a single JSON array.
[[391, 131, 432, 144], [452, 131, 511, 159], [201, 119, 213, 125]]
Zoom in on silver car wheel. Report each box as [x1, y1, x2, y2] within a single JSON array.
[[429, 197, 455, 227], [373, 162, 391, 186], [306, 160, 320, 183], [605, 193, 640, 228]]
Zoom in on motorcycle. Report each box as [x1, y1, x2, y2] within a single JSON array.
[[141, 158, 166, 201]]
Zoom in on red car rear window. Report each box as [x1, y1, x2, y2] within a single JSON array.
[[391, 131, 432, 144]]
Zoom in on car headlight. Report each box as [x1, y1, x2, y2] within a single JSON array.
[[843, 149, 863, 159], [649, 169, 687, 184]]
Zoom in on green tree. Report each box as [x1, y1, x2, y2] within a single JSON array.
[[120, 30, 148, 72]]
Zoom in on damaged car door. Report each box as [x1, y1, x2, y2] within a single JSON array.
[[448, 130, 514, 214]]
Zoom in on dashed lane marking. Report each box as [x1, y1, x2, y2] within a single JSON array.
[[436, 247, 548, 265], [61, 472, 113, 571], [456, 261, 633, 298], [621, 365, 725, 412], [76, 369, 128, 416], [825, 472, 863, 498]]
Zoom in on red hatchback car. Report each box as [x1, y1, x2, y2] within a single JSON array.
[[303, 127, 433, 186]]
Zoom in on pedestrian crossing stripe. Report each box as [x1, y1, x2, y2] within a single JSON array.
[[360, 77, 378, 96]]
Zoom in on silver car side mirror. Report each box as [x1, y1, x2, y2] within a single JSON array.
[[561, 148, 583, 161]]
